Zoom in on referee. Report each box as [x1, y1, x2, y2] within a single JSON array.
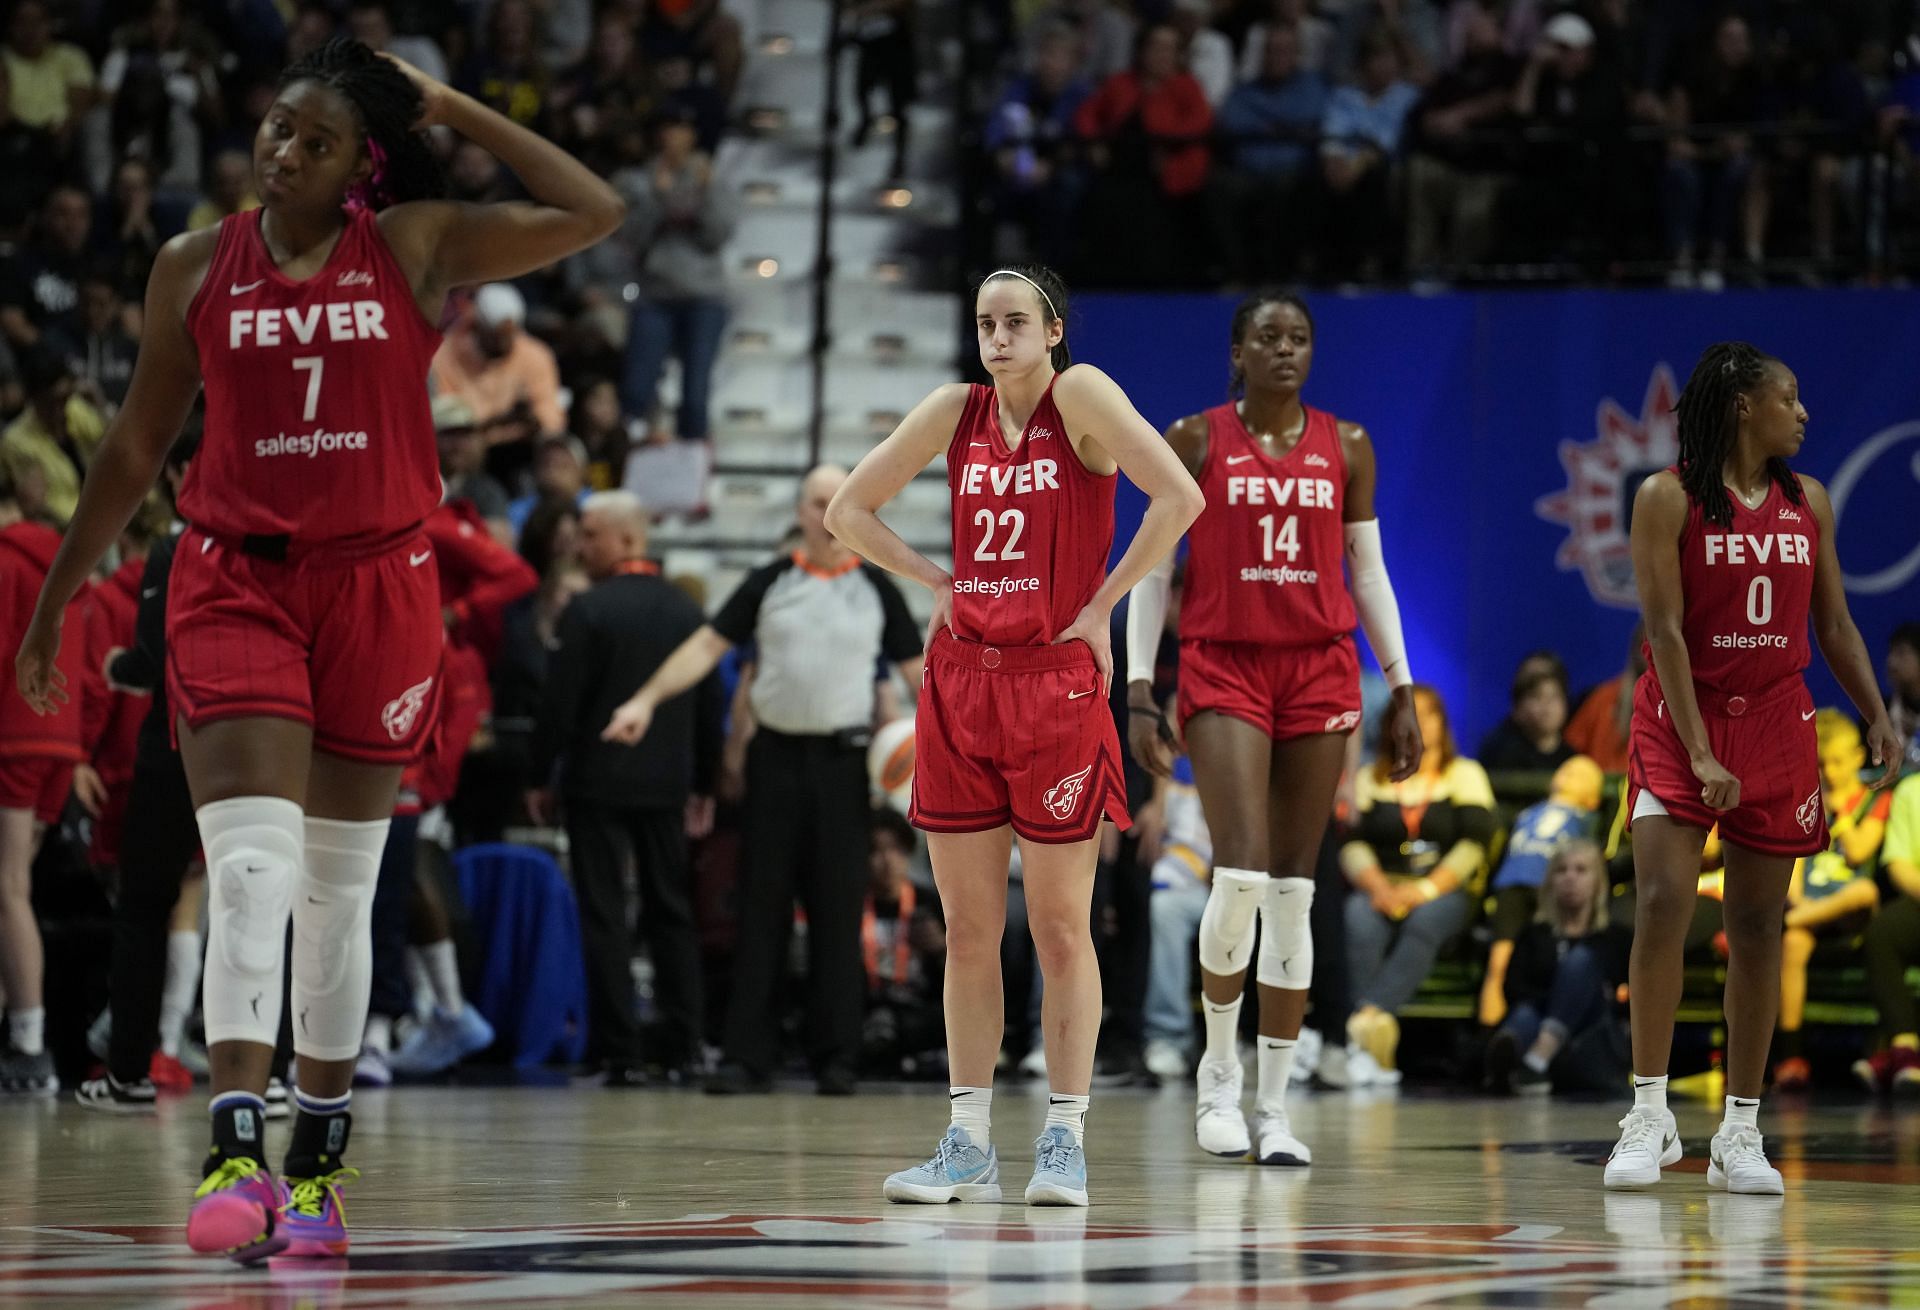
[[603, 465, 923, 1095]]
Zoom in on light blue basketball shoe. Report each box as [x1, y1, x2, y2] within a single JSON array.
[[1024, 1126, 1089, 1207], [883, 1126, 1002, 1204]]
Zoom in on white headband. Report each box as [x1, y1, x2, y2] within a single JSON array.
[[985, 269, 1057, 319]]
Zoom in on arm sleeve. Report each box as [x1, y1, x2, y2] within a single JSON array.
[[1345, 518, 1412, 689], [1124, 546, 1174, 683], [868, 566, 923, 663], [711, 559, 784, 646]]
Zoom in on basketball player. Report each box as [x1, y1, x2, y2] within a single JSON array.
[[1126, 292, 1421, 1166], [16, 40, 622, 1258], [1604, 342, 1899, 1194], [825, 266, 1203, 1207]]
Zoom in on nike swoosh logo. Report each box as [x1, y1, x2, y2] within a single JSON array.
[[230, 279, 265, 295], [1802, 710, 1815, 721], [1067, 689, 1095, 700], [409, 550, 432, 566], [1226, 454, 1255, 465], [970, 441, 991, 447]]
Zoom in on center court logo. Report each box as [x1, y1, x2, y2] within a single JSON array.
[[1535, 365, 1680, 609], [1043, 764, 1093, 821], [382, 676, 434, 741]]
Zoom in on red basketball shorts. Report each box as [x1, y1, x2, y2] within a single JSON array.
[[166, 526, 445, 765], [0, 756, 74, 824], [1178, 636, 1362, 741], [1627, 673, 1826, 858], [911, 630, 1130, 845]]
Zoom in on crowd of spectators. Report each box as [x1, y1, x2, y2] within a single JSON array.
[[982, 0, 1920, 288]]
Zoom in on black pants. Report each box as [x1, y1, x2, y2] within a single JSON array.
[[106, 748, 202, 1084], [1866, 894, 1920, 1039], [1307, 822, 1353, 1040], [723, 730, 870, 1077], [566, 799, 703, 1068], [367, 813, 419, 1023], [1091, 834, 1150, 1052]]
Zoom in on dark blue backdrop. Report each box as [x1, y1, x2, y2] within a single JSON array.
[[1081, 289, 1920, 744]]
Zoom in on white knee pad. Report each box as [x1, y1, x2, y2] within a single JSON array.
[[199, 796, 303, 1048], [292, 817, 388, 1061], [1198, 868, 1269, 975], [1257, 877, 1314, 990]]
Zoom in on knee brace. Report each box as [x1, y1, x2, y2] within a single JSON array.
[[199, 796, 302, 1048], [1198, 868, 1269, 975], [292, 817, 388, 1062], [1257, 877, 1314, 990]]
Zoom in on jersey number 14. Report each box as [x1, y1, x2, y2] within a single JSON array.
[[1257, 514, 1300, 564]]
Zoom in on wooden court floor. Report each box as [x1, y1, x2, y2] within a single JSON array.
[[4, 1079, 1919, 1307]]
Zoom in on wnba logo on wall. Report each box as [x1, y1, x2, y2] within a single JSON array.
[[381, 676, 435, 741], [1043, 764, 1094, 821], [1797, 788, 1822, 834], [1534, 365, 1680, 609]]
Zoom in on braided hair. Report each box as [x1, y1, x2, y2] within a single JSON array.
[[278, 38, 446, 210], [1228, 289, 1315, 398], [1673, 341, 1803, 528], [978, 264, 1072, 371]]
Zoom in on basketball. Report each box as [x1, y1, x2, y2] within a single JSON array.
[[868, 717, 916, 815]]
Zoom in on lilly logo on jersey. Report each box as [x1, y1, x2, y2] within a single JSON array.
[[1043, 764, 1094, 821], [336, 269, 375, 288], [1778, 507, 1802, 522], [382, 676, 435, 741], [1304, 453, 1331, 469]]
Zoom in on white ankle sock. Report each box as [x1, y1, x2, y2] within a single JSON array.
[[1722, 1094, 1760, 1132], [1202, 998, 1242, 1066], [1633, 1074, 1668, 1115], [949, 1085, 992, 1146], [1045, 1092, 1090, 1142], [422, 939, 466, 1015], [1256, 1037, 1296, 1115], [9, 1006, 44, 1056]]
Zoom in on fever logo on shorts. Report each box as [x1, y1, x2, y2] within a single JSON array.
[[1043, 764, 1094, 821], [1535, 365, 1680, 609], [1796, 787, 1822, 834], [381, 676, 435, 741], [1324, 710, 1361, 733]]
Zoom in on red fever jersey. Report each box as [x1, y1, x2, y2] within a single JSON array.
[[946, 378, 1115, 646], [181, 206, 442, 544], [1181, 402, 1356, 645], [914, 378, 1129, 843], [1629, 474, 1825, 857]]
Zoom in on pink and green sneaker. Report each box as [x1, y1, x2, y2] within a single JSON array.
[[187, 1158, 289, 1262], [279, 1167, 361, 1258]]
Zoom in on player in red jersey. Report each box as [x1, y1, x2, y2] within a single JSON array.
[[827, 266, 1202, 1207], [16, 39, 621, 1260], [1126, 292, 1422, 1167], [1604, 342, 1899, 1194]]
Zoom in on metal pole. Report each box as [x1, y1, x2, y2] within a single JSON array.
[[808, 0, 845, 466]]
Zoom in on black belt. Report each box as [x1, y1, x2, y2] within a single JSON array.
[[760, 725, 873, 751], [240, 534, 291, 561]]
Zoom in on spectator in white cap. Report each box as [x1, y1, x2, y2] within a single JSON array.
[[1513, 9, 1625, 273], [430, 281, 568, 485]]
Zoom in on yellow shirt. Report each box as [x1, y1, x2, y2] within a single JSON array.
[[186, 194, 262, 232], [1, 396, 107, 526], [4, 44, 94, 129]]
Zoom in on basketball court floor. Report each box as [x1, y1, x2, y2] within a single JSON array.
[[4, 1081, 1918, 1307]]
